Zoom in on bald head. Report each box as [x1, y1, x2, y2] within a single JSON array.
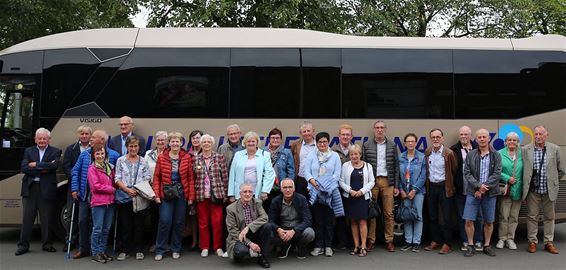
[[91, 130, 108, 145], [458, 126, 472, 146], [475, 128, 490, 149]]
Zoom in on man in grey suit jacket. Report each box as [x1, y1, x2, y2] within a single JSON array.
[[108, 116, 146, 156], [226, 183, 272, 268], [522, 125, 565, 254], [15, 128, 62, 256]]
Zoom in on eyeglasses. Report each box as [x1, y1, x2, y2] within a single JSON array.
[[405, 140, 416, 143], [269, 136, 282, 140], [430, 136, 442, 140], [317, 140, 329, 144]]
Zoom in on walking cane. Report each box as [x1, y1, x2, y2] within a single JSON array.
[[112, 207, 118, 256], [65, 200, 76, 260]]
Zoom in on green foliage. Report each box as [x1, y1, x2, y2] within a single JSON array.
[[0, 0, 138, 50]]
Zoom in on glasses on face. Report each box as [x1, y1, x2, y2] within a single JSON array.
[[317, 140, 329, 144], [241, 190, 253, 194], [405, 140, 416, 143], [430, 136, 442, 140], [119, 123, 131, 126], [270, 136, 282, 140]]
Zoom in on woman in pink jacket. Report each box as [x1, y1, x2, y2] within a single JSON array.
[[87, 144, 116, 263]]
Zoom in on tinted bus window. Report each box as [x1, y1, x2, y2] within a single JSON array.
[[454, 50, 566, 118], [342, 49, 453, 118], [230, 49, 300, 118], [97, 49, 230, 117], [302, 49, 341, 118], [42, 49, 99, 117]]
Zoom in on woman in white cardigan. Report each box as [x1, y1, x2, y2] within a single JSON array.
[[339, 144, 375, 257]]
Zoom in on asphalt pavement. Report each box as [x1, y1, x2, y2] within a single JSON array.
[[1, 224, 565, 270]]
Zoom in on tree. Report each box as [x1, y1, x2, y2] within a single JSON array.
[[0, 0, 138, 50]]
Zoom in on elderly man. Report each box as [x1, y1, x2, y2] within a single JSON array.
[[15, 128, 62, 256], [291, 121, 316, 198], [268, 179, 314, 260], [62, 125, 92, 252], [109, 116, 146, 156], [522, 125, 565, 254], [424, 128, 457, 254], [70, 130, 119, 259], [450, 126, 483, 251], [462, 129, 502, 257], [226, 183, 272, 268], [362, 120, 399, 252], [218, 124, 244, 171]]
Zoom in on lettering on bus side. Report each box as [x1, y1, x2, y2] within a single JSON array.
[[79, 118, 102, 123]]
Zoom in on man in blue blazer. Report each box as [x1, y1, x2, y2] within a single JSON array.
[[108, 116, 146, 156], [15, 128, 62, 256]]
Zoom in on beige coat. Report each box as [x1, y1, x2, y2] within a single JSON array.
[[225, 198, 268, 258], [522, 142, 565, 201]]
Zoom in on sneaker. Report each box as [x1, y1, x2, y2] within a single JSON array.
[[310, 247, 323, 256], [249, 249, 260, 258], [154, 254, 163, 261], [325, 247, 333, 257], [216, 249, 224, 257], [464, 245, 475, 257], [483, 246, 496, 256], [278, 243, 292, 259], [496, 240, 505, 249], [117, 252, 127, 261], [461, 242, 468, 251], [506, 239, 517, 250], [172, 252, 180, 259], [297, 247, 307, 259], [222, 251, 229, 258], [102, 253, 113, 261], [201, 249, 209, 257], [412, 245, 421, 252], [91, 254, 106, 263], [135, 252, 144, 260], [400, 243, 412, 251], [474, 242, 483, 252]]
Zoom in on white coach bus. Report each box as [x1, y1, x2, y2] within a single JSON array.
[[0, 28, 564, 239]]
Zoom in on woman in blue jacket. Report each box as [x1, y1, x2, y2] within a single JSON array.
[[398, 133, 426, 252], [262, 128, 295, 211]]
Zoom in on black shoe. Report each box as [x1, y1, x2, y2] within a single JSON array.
[[483, 246, 496, 257], [91, 254, 107, 263], [412, 245, 421, 253], [258, 256, 270, 268], [464, 245, 475, 257], [277, 243, 292, 259], [102, 253, 113, 261], [400, 243, 412, 251], [297, 247, 307, 259], [15, 248, 29, 256], [42, 246, 57, 252]]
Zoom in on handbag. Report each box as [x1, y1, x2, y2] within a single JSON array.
[[368, 199, 381, 219], [500, 152, 518, 196], [134, 180, 156, 200], [395, 199, 419, 223], [163, 181, 182, 201], [133, 195, 150, 213]]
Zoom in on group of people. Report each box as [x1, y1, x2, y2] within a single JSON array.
[[14, 117, 565, 268]]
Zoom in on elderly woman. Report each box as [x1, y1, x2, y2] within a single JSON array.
[[87, 144, 115, 263], [152, 132, 194, 261], [144, 130, 167, 253], [186, 129, 203, 250], [114, 136, 152, 260], [262, 128, 295, 211], [398, 133, 426, 252], [495, 132, 523, 250], [190, 134, 229, 257], [339, 144, 374, 257], [305, 132, 343, 257], [228, 131, 275, 203]]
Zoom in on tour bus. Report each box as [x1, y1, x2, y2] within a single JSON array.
[[0, 28, 565, 240]]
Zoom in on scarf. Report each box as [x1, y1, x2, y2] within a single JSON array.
[[316, 148, 332, 175], [95, 160, 112, 176]]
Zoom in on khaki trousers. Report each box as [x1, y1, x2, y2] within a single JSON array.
[[526, 192, 555, 244], [497, 196, 521, 240], [368, 177, 394, 244]]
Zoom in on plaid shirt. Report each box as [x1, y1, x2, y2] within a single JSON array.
[[534, 147, 548, 194], [479, 154, 490, 184], [192, 152, 229, 202], [242, 202, 253, 225]]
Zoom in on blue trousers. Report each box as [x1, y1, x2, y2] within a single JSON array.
[[90, 204, 114, 255], [403, 193, 424, 245], [155, 197, 187, 255]]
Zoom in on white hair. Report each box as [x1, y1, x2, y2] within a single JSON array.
[[242, 131, 260, 147], [35, 128, 51, 137], [155, 130, 168, 139], [226, 124, 240, 132], [200, 134, 215, 145]]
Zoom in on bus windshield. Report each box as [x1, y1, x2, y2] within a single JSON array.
[[0, 76, 35, 149]]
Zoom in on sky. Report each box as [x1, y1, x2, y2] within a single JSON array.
[[131, 6, 150, 28]]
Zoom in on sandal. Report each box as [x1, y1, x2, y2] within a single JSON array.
[[350, 247, 359, 255], [358, 248, 367, 257]]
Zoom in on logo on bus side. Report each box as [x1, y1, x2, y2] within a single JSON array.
[[79, 118, 102, 123]]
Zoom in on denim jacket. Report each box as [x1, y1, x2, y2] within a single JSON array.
[[263, 146, 295, 181], [398, 150, 426, 194]]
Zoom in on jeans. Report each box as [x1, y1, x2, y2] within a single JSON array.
[[312, 203, 335, 248], [233, 224, 272, 261], [90, 204, 114, 256], [455, 193, 483, 243], [155, 196, 187, 255], [272, 227, 315, 250], [78, 199, 92, 253], [427, 184, 454, 245], [403, 193, 424, 245]]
